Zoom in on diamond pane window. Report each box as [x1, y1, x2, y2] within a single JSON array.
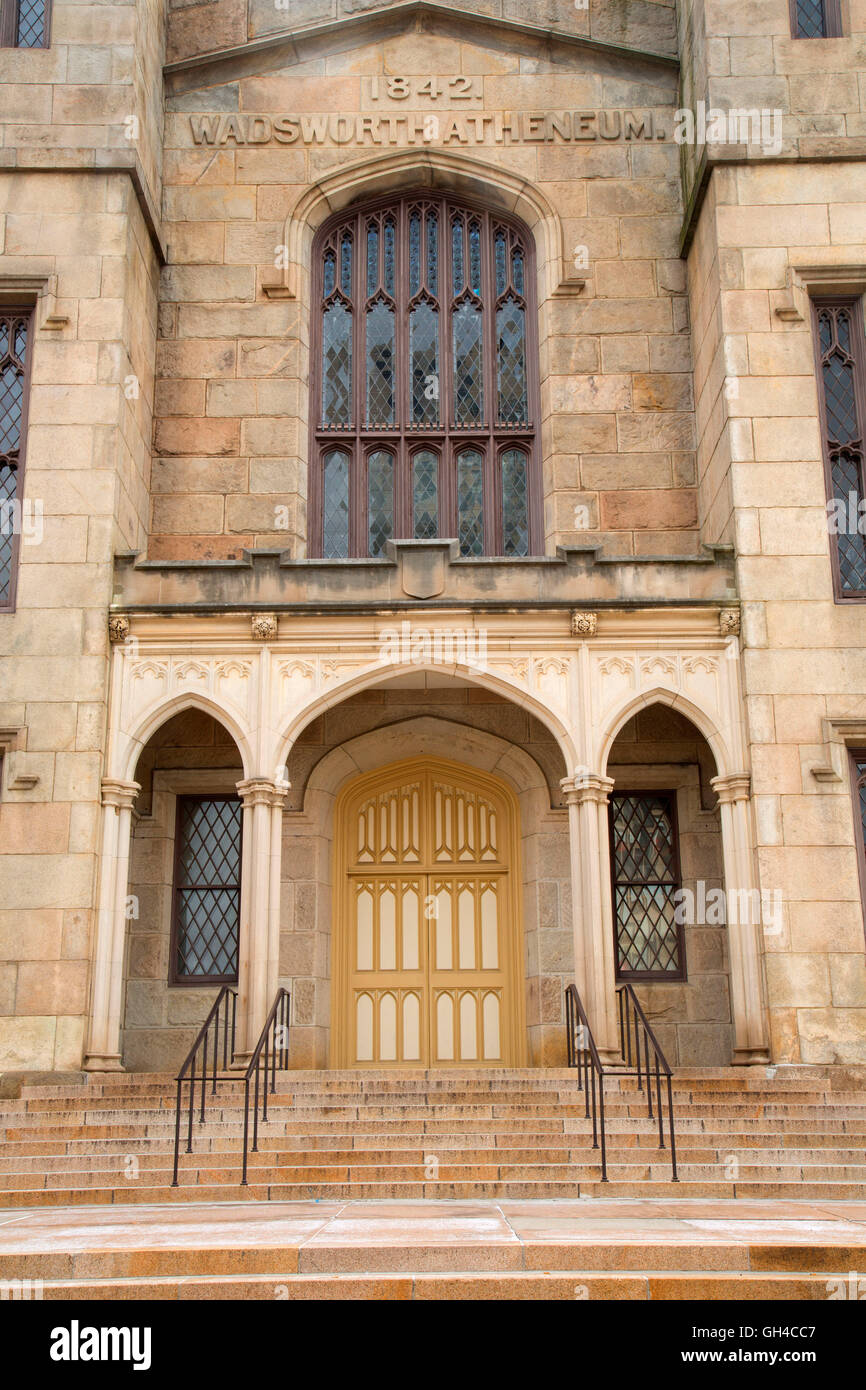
[[496, 300, 528, 426], [14, 0, 47, 47], [610, 792, 684, 980], [312, 195, 539, 556], [322, 449, 350, 559], [501, 449, 529, 557], [850, 753, 866, 930], [453, 302, 484, 426], [367, 449, 394, 557], [793, 0, 840, 37], [0, 311, 30, 609], [412, 450, 439, 539], [457, 449, 484, 556], [172, 797, 242, 984], [322, 302, 352, 427], [814, 299, 866, 597], [410, 301, 439, 425]]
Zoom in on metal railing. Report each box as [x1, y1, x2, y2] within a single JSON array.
[[564, 982, 607, 1181], [616, 981, 677, 1181], [241, 988, 291, 1185], [172, 985, 238, 1186], [565, 981, 678, 1183]]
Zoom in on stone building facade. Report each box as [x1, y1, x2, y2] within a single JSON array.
[[1, 0, 865, 1078]]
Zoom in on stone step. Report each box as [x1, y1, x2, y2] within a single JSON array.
[[25, 1270, 842, 1299]]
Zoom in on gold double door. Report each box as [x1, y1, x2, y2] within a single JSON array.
[[331, 758, 526, 1067]]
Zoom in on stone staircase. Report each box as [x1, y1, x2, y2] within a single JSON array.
[[1, 1067, 866, 1206]]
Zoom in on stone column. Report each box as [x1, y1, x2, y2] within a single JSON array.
[[711, 772, 770, 1064], [84, 778, 140, 1071], [561, 773, 619, 1062], [235, 777, 288, 1059]]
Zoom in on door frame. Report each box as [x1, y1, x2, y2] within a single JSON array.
[[329, 755, 528, 1067]]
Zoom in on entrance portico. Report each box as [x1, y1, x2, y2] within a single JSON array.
[[86, 599, 770, 1072]]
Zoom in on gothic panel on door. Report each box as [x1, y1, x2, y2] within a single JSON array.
[[334, 758, 525, 1067]]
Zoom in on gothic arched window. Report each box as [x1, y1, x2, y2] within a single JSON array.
[[310, 193, 540, 558]]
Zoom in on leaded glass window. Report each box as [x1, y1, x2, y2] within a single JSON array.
[[0, 310, 31, 611], [1, 0, 49, 47], [792, 0, 841, 38], [849, 752, 866, 938], [610, 792, 684, 981], [813, 299, 866, 598], [312, 193, 539, 557], [172, 796, 242, 984]]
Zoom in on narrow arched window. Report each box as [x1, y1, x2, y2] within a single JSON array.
[[310, 193, 540, 558]]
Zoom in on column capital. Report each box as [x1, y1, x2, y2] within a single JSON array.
[[100, 778, 140, 810], [560, 772, 615, 806], [236, 776, 289, 809], [710, 772, 751, 805]]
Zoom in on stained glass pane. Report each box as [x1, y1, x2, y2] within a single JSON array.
[[368, 450, 394, 557], [837, 308, 851, 354], [340, 235, 353, 294], [496, 299, 528, 425], [495, 232, 507, 297], [501, 449, 529, 557], [832, 448, 866, 592], [323, 450, 350, 558], [818, 310, 832, 354], [512, 249, 525, 295], [410, 301, 440, 425], [0, 461, 17, 605], [16, 0, 46, 47], [175, 799, 241, 980], [0, 364, 23, 454], [469, 221, 482, 294], [457, 449, 484, 556], [823, 352, 858, 443], [796, 0, 828, 37], [409, 212, 421, 296], [366, 301, 395, 426], [366, 224, 379, 297], [452, 219, 464, 292], [427, 213, 438, 294], [384, 218, 395, 296], [413, 450, 438, 539], [453, 302, 484, 425], [323, 252, 336, 297], [611, 794, 681, 977], [322, 302, 352, 426]]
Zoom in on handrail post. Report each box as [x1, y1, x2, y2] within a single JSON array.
[[598, 1072, 607, 1181], [241, 1075, 250, 1185], [186, 1054, 195, 1153], [667, 1073, 678, 1181], [172, 1079, 183, 1187]]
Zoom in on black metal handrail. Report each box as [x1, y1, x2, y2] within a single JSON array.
[[616, 981, 677, 1181], [564, 982, 607, 1181], [172, 985, 237, 1186], [241, 988, 291, 1185]]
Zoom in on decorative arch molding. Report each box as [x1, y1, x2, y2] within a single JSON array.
[[301, 714, 555, 818], [119, 690, 255, 784], [264, 148, 581, 305], [273, 657, 579, 777], [596, 685, 731, 780]]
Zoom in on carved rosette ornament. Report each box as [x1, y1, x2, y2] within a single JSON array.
[[719, 608, 740, 638], [571, 611, 598, 638], [251, 613, 278, 641], [108, 614, 130, 644]]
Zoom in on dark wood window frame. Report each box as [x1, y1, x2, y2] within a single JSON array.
[[789, 0, 843, 37], [170, 793, 243, 987], [0, 305, 34, 615], [0, 0, 51, 47], [847, 748, 866, 947], [309, 189, 542, 559], [608, 789, 687, 983], [811, 295, 866, 603]]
